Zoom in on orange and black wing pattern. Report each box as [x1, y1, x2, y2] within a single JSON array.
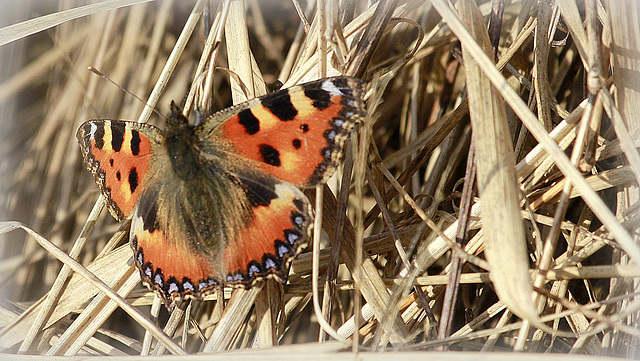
[[76, 120, 163, 221], [203, 77, 366, 186]]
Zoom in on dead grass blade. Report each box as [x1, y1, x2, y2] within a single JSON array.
[[430, 0, 640, 264], [0, 0, 152, 47], [457, 0, 550, 335]]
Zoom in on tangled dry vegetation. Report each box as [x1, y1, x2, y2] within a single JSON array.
[[0, 0, 639, 359]]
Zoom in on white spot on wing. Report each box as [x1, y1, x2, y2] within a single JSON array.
[[321, 80, 343, 95], [273, 183, 295, 200], [89, 122, 98, 138]]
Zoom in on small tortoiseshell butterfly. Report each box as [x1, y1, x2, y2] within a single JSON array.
[[77, 77, 366, 304]]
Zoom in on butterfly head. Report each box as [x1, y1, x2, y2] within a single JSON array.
[[166, 101, 191, 130]]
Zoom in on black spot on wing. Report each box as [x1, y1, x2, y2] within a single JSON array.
[[241, 177, 278, 207], [306, 78, 366, 186], [324, 129, 337, 143], [131, 129, 141, 155], [94, 123, 105, 149], [261, 92, 298, 121], [292, 139, 301, 149], [284, 229, 302, 244], [138, 190, 159, 232], [262, 254, 281, 271], [290, 211, 306, 228], [331, 77, 353, 96], [166, 276, 182, 295], [247, 261, 263, 277], [322, 148, 332, 160], [303, 87, 332, 110], [293, 198, 306, 213], [131, 234, 138, 249], [300, 124, 309, 133], [128, 167, 138, 193], [111, 122, 125, 152], [238, 109, 260, 134], [154, 268, 165, 288], [116, 171, 121, 181], [274, 239, 292, 258], [333, 77, 349, 87], [259, 144, 281, 166]]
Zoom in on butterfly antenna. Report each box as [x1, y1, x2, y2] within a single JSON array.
[[88, 67, 168, 121]]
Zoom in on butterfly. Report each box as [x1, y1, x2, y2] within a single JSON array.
[[76, 77, 366, 304]]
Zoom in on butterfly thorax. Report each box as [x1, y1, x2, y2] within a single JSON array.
[[165, 108, 204, 180], [166, 126, 206, 182]]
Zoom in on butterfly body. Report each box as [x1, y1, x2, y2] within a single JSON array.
[[77, 77, 366, 303], [165, 117, 202, 180]]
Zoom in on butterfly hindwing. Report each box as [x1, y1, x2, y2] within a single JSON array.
[[223, 171, 312, 285], [128, 167, 312, 301], [200, 77, 366, 186], [127, 143, 249, 300], [130, 185, 221, 300], [76, 120, 163, 221]]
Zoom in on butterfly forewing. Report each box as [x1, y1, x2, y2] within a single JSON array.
[[76, 120, 163, 221], [201, 77, 366, 186]]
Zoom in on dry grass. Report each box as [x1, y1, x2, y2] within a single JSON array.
[[0, 0, 639, 358]]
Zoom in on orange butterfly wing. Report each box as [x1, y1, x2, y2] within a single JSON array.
[[221, 172, 312, 286], [76, 120, 163, 220], [128, 168, 313, 301], [203, 77, 366, 186]]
